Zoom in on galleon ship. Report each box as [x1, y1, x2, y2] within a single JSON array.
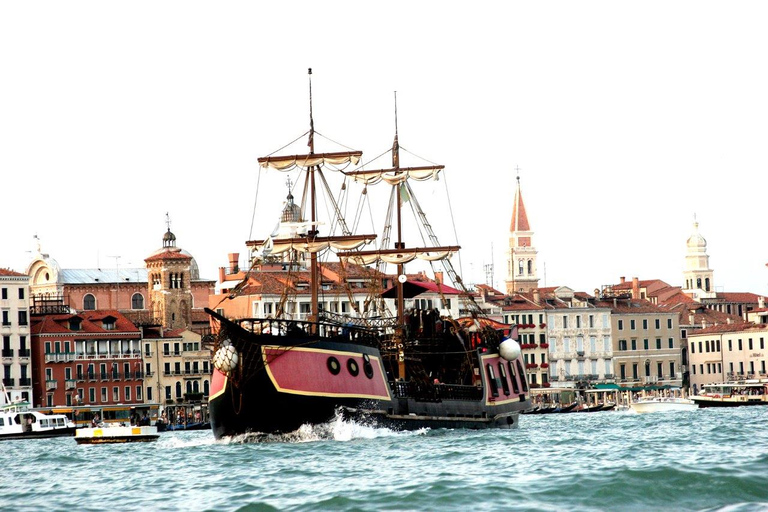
[[205, 70, 531, 439]]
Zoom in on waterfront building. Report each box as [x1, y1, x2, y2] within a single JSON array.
[[541, 287, 614, 389], [594, 292, 682, 388], [0, 268, 32, 403], [505, 176, 539, 294], [141, 327, 209, 406], [30, 309, 144, 408], [687, 323, 768, 393]]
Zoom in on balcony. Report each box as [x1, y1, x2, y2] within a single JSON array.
[[65, 379, 76, 390], [18, 378, 31, 386], [99, 373, 110, 381], [1, 349, 14, 358], [18, 349, 30, 359], [2, 378, 14, 386], [45, 380, 58, 390]]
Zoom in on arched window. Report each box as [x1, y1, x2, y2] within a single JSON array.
[[705, 278, 710, 292], [186, 381, 192, 394], [203, 380, 210, 396], [696, 277, 702, 289], [518, 259, 524, 276], [83, 294, 96, 310], [527, 260, 533, 274], [175, 382, 182, 398], [131, 293, 144, 310], [192, 381, 199, 393]]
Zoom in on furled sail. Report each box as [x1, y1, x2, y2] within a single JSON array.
[[258, 151, 362, 172], [247, 234, 377, 255], [343, 165, 444, 185], [337, 245, 459, 265]]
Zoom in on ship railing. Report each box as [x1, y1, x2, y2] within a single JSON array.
[[390, 380, 483, 402], [229, 316, 381, 348]]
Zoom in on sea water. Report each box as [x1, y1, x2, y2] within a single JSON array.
[[2, 407, 767, 511]]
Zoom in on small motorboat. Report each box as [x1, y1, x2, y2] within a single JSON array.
[[629, 397, 698, 413], [75, 425, 159, 444]]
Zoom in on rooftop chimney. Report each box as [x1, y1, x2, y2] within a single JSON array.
[[533, 289, 540, 304], [620, 276, 626, 284], [632, 277, 640, 300], [228, 253, 240, 272], [760, 296, 766, 309]]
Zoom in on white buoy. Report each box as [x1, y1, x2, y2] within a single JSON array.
[[213, 339, 239, 374], [499, 337, 522, 361]]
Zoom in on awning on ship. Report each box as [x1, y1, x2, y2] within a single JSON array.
[[381, 280, 462, 299]]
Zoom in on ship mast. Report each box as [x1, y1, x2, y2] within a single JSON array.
[[393, 92, 406, 380], [308, 68, 320, 323], [249, 69, 376, 325]]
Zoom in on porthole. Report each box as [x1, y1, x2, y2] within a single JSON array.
[[327, 357, 341, 375], [362, 354, 374, 379], [347, 358, 359, 377]]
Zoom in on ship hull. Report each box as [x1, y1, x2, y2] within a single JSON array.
[[208, 339, 529, 438]]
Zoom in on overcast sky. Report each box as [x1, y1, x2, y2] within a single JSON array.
[[2, 1, 767, 297]]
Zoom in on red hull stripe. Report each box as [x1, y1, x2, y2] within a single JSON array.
[[263, 346, 391, 400], [209, 368, 227, 401], [481, 353, 523, 406]]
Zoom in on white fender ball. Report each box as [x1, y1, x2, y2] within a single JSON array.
[[499, 338, 522, 361]]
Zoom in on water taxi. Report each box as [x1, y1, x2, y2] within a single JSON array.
[[0, 401, 76, 440], [690, 380, 768, 408]]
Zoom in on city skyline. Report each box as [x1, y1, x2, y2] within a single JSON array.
[[2, 2, 767, 296]]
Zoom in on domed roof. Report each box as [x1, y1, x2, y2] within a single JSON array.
[[163, 228, 177, 247], [686, 221, 707, 249], [281, 192, 303, 223]]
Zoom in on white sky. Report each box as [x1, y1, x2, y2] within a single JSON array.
[[1, 1, 767, 296]]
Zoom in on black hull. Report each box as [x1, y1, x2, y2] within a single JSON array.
[[692, 399, 768, 408], [206, 309, 531, 439], [0, 427, 76, 441]]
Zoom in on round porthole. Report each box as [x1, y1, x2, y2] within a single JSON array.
[[347, 358, 359, 377], [327, 357, 341, 375], [362, 354, 374, 379]]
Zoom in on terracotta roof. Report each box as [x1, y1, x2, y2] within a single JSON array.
[[145, 249, 192, 262], [714, 292, 763, 303], [31, 309, 140, 335], [0, 268, 27, 277], [592, 298, 670, 314], [688, 322, 757, 336]]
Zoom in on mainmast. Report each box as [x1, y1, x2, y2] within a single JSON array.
[[338, 94, 453, 380]]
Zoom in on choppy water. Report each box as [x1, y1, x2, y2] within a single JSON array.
[[2, 407, 767, 511]]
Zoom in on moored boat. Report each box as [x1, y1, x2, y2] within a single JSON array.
[[629, 397, 698, 413], [74, 425, 159, 444], [690, 380, 768, 408], [206, 71, 532, 439]]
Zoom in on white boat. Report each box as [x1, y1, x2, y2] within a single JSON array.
[[0, 383, 77, 440], [75, 425, 159, 444], [0, 401, 77, 440], [629, 396, 698, 413]]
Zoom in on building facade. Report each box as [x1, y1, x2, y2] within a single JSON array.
[[1, 268, 32, 403], [30, 310, 145, 408], [687, 324, 768, 393]]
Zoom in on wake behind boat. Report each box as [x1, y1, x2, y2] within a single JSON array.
[[205, 71, 531, 439]]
